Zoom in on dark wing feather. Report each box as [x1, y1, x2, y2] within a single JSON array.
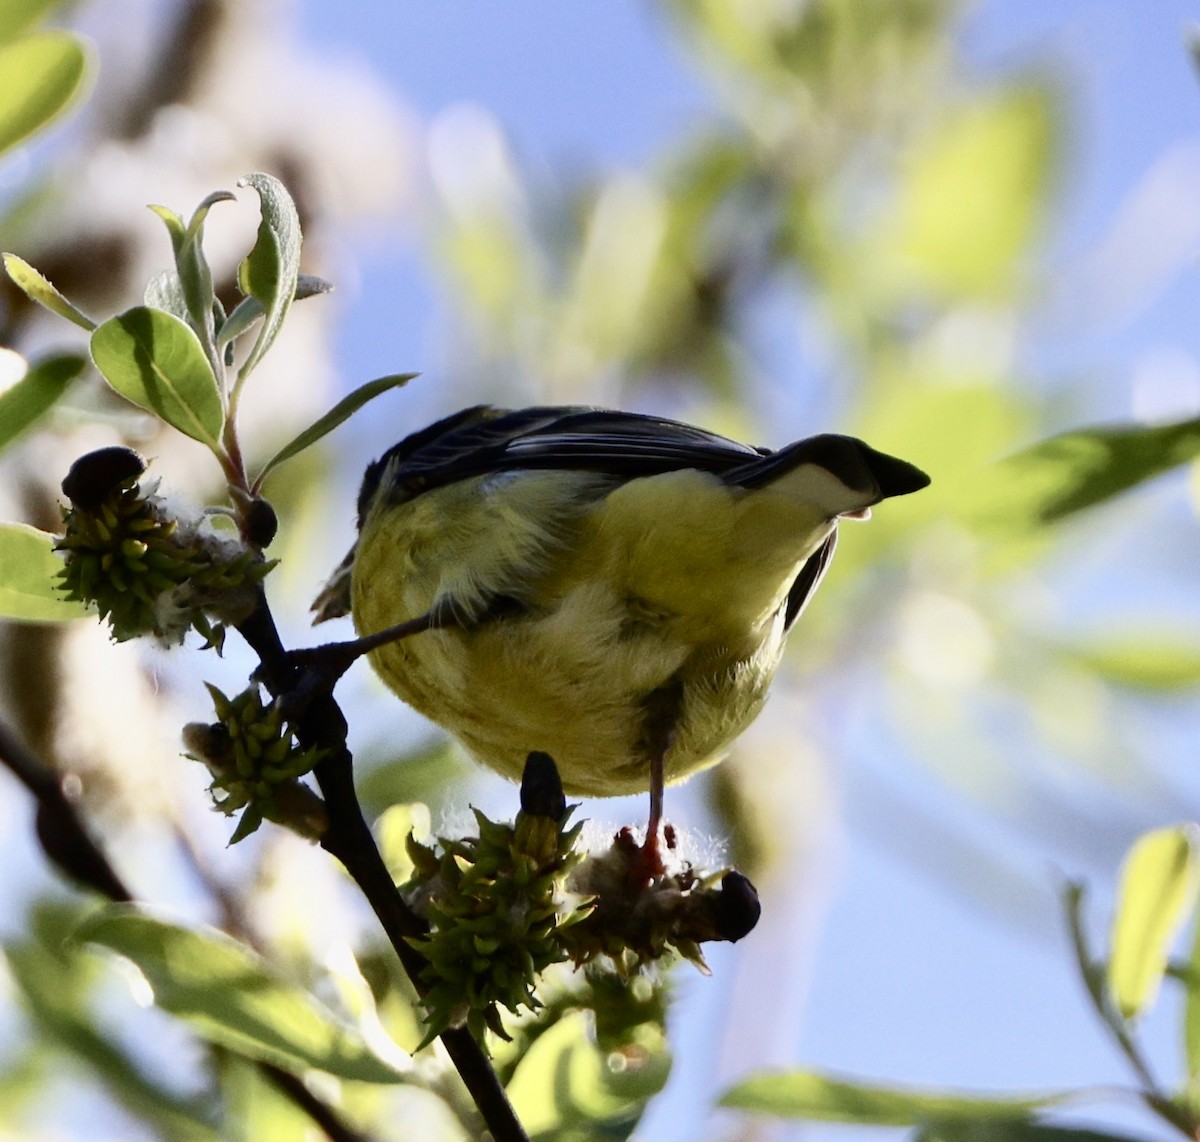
[[368, 406, 767, 510], [783, 530, 838, 630]]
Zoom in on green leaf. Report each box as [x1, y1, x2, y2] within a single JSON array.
[[144, 269, 191, 325], [5, 910, 221, 1141], [235, 173, 302, 381], [506, 1009, 669, 1134], [917, 1123, 1152, 1142], [217, 296, 264, 347], [253, 372, 416, 489], [0, 522, 87, 621], [76, 907, 409, 1084], [1184, 886, 1200, 1083], [216, 275, 332, 349], [0, 0, 60, 43], [0, 31, 89, 154], [719, 1070, 1072, 1124], [3, 252, 97, 331], [972, 417, 1200, 531], [295, 273, 334, 300], [1060, 632, 1200, 692], [0, 351, 86, 449], [357, 739, 468, 819], [90, 306, 225, 451], [149, 192, 235, 380], [1108, 825, 1200, 1020], [877, 85, 1054, 301]]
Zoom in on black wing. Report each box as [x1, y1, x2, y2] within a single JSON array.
[[783, 530, 837, 630], [360, 405, 768, 518]]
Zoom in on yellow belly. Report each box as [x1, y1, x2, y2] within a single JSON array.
[[350, 468, 816, 796]]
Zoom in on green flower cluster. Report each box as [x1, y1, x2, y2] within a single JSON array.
[[400, 753, 761, 1047], [403, 788, 590, 1045], [56, 447, 273, 647], [183, 683, 326, 843]]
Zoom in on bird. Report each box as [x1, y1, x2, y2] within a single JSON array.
[[312, 404, 929, 870]]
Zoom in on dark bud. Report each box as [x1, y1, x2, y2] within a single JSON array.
[[714, 871, 761, 942], [61, 447, 146, 508], [520, 751, 566, 820], [243, 497, 278, 548]]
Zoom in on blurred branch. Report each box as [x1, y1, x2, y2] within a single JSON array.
[[115, 0, 228, 140], [0, 717, 376, 1142], [237, 591, 532, 1142]]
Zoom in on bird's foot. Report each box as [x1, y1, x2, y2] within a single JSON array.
[[616, 821, 678, 886]]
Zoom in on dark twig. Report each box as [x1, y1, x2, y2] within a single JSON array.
[[0, 718, 375, 1142], [237, 590, 530, 1142], [257, 1063, 374, 1142], [0, 720, 131, 902]]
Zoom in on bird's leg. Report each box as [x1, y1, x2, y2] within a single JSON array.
[[270, 604, 457, 717], [636, 679, 685, 880]]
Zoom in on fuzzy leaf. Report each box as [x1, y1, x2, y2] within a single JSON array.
[[0, 352, 86, 449], [236, 173, 301, 380], [1108, 825, 1200, 1020], [90, 306, 225, 451], [216, 275, 333, 349], [0, 30, 89, 154], [76, 907, 408, 1084], [3, 253, 96, 331], [253, 373, 416, 489], [0, 522, 87, 621], [148, 192, 234, 378], [144, 270, 190, 325]]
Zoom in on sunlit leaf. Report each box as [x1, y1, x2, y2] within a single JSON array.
[[0, 31, 89, 154], [0, 352, 86, 449], [0, 0, 60, 43], [149, 192, 234, 379], [972, 417, 1200, 531], [719, 1070, 1072, 1124], [253, 373, 416, 490], [76, 907, 408, 1083], [236, 173, 301, 381], [90, 306, 225, 451], [505, 1009, 669, 1134], [3, 252, 97, 331], [1061, 633, 1200, 692], [881, 85, 1054, 300], [0, 522, 86, 622], [1108, 825, 1200, 1020], [375, 802, 432, 885]]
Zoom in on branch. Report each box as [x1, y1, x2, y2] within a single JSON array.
[[0, 719, 375, 1142], [237, 591, 531, 1142]]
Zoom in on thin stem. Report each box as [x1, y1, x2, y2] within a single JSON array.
[[237, 591, 530, 1142], [1062, 881, 1200, 1138], [1063, 883, 1161, 1092]]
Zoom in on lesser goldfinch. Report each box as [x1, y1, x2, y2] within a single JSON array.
[[313, 405, 929, 864]]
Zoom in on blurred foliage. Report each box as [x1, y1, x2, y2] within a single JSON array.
[[0, 0, 1199, 1140]]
